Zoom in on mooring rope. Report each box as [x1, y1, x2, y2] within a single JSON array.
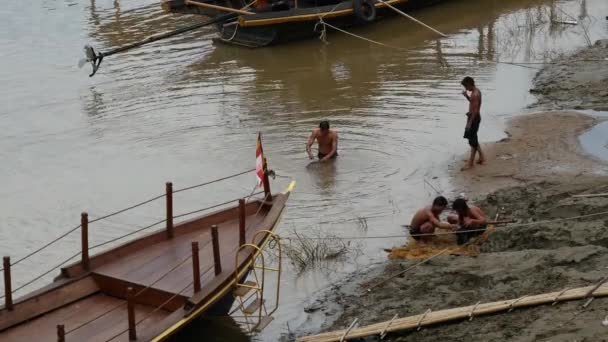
[[316, 18, 407, 50]]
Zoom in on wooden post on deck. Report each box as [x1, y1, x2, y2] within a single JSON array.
[[239, 199, 246, 246], [211, 225, 222, 275], [127, 286, 137, 340], [262, 157, 272, 202], [57, 324, 65, 342], [3, 257, 13, 311], [81, 212, 89, 271], [166, 182, 174, 239], [191, 241, 201, 293]]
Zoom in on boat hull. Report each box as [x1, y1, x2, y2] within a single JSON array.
[[214, 0, 445, 47]]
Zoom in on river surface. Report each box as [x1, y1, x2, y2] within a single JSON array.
[[1, 0, 607, 340]]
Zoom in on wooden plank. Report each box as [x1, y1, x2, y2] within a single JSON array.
[[0, 276, 99, 331], [91, 273, 187, 311], [1, 293, 168, 342], [254, 315, 274, 332], [297, 284, 608, 342], [243, 298, 264, 315], [234, 281, 258, 297]]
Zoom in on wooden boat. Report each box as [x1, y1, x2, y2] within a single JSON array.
[[162, 0, 445, 47], [0, 145, 295, 341]]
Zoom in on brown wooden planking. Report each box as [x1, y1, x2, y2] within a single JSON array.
[[93, 213, 267, 298], [1, 293, 169, 341], [0, 195, 281, 341], [91, 274, 187, 311], [0, 276, 99, 331], [62, 201, 262, 278], [185, 194, 286, 310]]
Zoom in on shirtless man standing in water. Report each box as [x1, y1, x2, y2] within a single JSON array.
[[306, 120, 338, 162], [461, 76, 485, 170], [409, 196, 458, 240]]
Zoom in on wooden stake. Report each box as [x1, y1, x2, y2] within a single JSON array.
[[239, 199, 246, 246], [191, 241, 201, 293], [3, 256, 13, 311], [211, 225, 222, 275], [57, 324, 65, 342], [166, 182, 174, 239], [81, 212, 89, 271], [127, 286, 137, 340], [262, 157, 272, 201], [185, 0, 255, 15]]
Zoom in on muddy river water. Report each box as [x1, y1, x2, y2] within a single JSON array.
[[1, 0, 607, 340]]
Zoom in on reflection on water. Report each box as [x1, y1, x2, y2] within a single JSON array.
[[1, 0, 607, 340]]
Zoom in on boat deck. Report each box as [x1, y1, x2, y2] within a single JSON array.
[[1, 206, 270, 342], [2, 294, 168, 342], [94, 214, 267, 297]]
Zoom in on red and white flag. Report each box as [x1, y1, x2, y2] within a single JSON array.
[[256, 133, 265, 187]]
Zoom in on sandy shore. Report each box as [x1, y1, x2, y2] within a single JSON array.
[[292, 111, 608, 341], [450, 111, 607, 196], [531, 39, 608, 111]]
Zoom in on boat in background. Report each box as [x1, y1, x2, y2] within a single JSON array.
[[162, 0, 445, 47], [0, 134, 294, 341]]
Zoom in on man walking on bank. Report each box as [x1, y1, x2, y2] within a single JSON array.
[[461, 76, 485, 170]]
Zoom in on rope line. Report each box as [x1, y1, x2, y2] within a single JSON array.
[[172, 191, 264, 219], [1, 171, 255, 272], [316, 18, 407, 50], [88, 218, 167, 251], [89, 194, 166, 224], [284, 208, 608, 241], [0, 252, 80, 299], [173, 169, 255, 193], [3, 224, 81, 270]]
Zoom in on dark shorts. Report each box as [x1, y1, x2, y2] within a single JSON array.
[[318, 151, 338, 160], [455, 224, 487, 245], [464, 115, 481, 148], [409, 226, 422, 240]]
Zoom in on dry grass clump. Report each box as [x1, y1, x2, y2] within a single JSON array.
[[283, 229, 351, 273]]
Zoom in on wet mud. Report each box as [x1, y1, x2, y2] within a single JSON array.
[[531, 39, 608, 111]]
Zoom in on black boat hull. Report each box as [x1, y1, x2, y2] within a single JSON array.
[[215, 0, 445, 47]]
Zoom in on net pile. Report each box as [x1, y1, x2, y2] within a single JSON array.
[[388, 226, 495, 259]]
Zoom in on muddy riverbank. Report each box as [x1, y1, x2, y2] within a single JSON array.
[[293, 112, 608, 341], [531, 39, 608, 111]]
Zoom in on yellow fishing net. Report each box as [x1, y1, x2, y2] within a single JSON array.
[[388, 225, 495, 259]]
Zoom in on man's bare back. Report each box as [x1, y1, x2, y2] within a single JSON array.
[[409, 197, 456, 240]]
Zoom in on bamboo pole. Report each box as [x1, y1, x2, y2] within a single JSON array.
[[185, 0, 254, 15], [81, 212, 89, 271], [297, 284, 608, 342], [3, 256, 13, 311]]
